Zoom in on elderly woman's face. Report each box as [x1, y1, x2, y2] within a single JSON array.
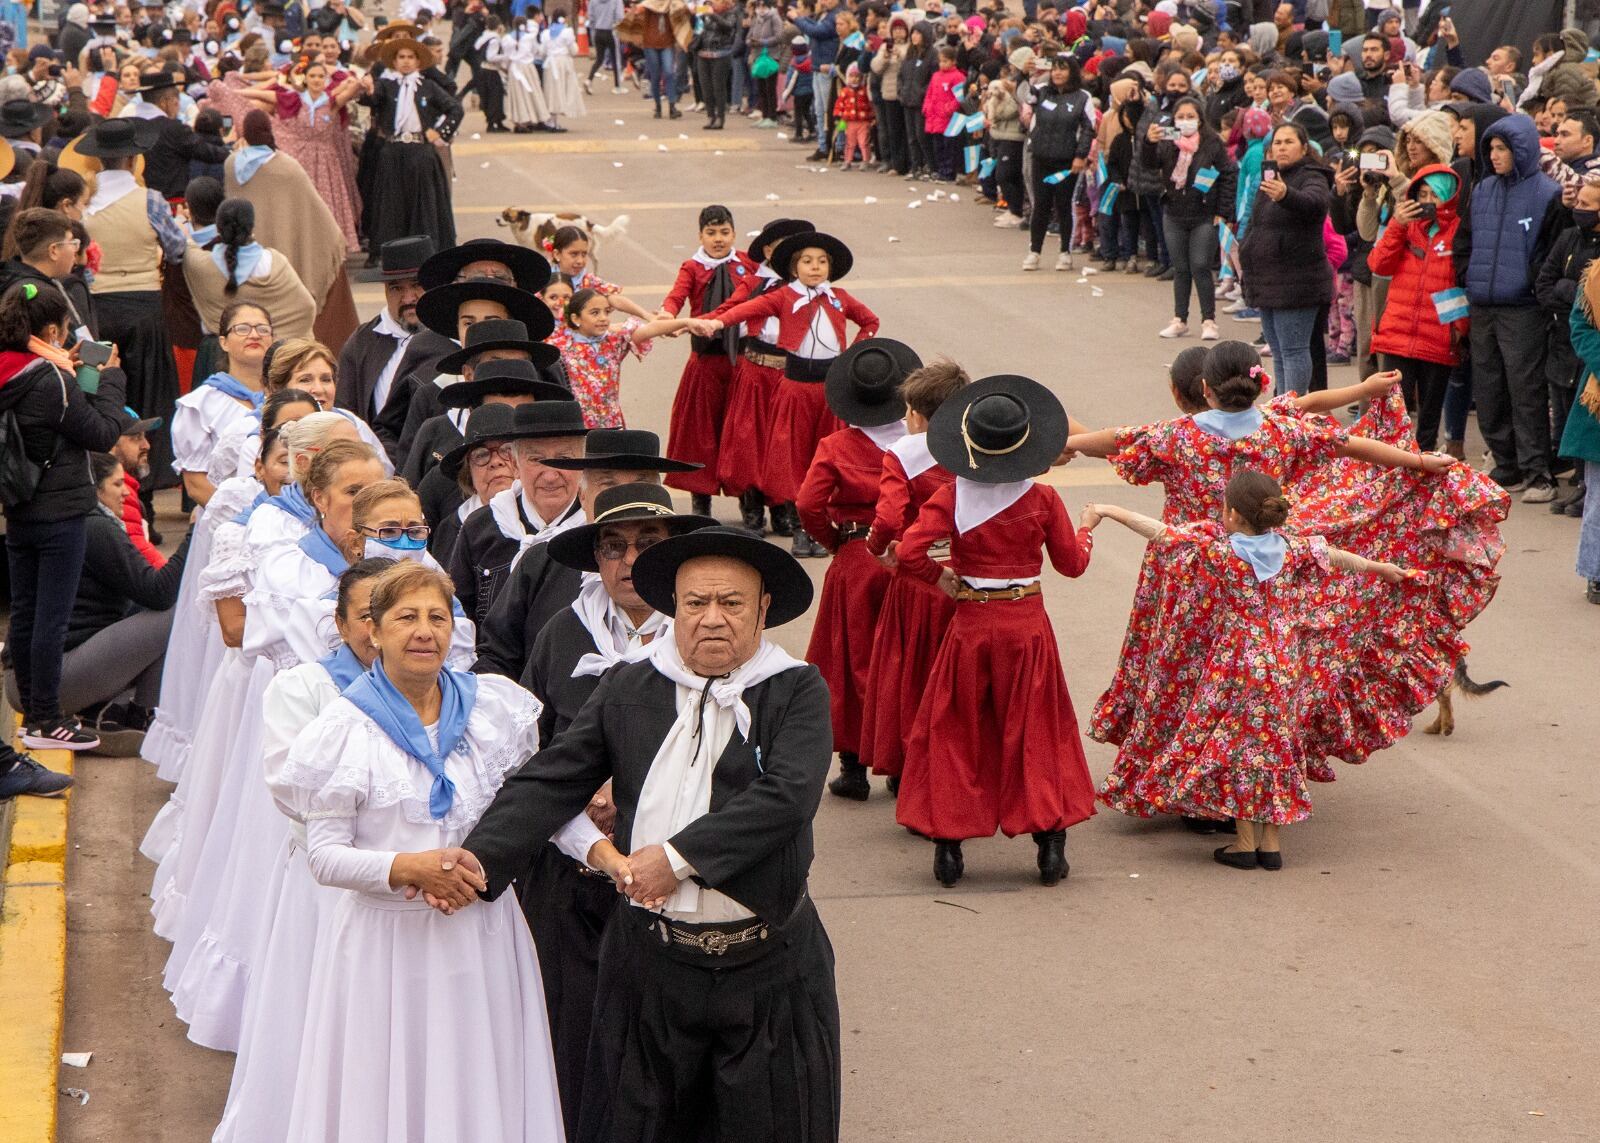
[[372, 584, 454, 684], [673, 555, 769, 676]]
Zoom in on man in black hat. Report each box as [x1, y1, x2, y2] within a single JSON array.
[[335, 234, 436, 456], [473, 428, 703, 685], [133, 67, 230, 200], [462, 525, 840, 1143], [0, 99, 55, 182], [447, 396, 586, 623]]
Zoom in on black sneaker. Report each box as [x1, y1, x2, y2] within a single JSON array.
[[88, 704, 150, 757], [1489, 468, 1527, 492], [21, 716, 101, 752], [0, 752, 74, 799]]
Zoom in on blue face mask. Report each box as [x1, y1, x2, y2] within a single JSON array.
[[364, 535, 428, 561]]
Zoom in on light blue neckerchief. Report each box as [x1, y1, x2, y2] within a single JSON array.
[[1230, 531, 1287, 581], [233, 144, 276, 185], [202, 371, 264, 409], [342, 659, 478, 820], [232, 487, 270, 525], [319, 642, 366, 691], [212, 241, 265, 287], [267, 482, 317, 525], [305, 91, 331, 127], [297, 524, 349, 576], [1192, 406, 1264, 440], [189, 223, 218, 246]]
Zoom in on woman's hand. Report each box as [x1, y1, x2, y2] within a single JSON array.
[[1260, 175, 1287, 201], [874, 540, 898, 570], [105, 344, 121, 370], [686, 317, 723, 337], [1359, 368, 1400, 399], [1390, 197, 1422, 224], [936, 567, 961, 599], [1146, 122, 1165, 144], [1081, 503, 1103, 531], [1333, 163, 1357, 194], [1371, 561, 1418, 585], [1417, 452, 1454, 473], [391, 847, 487, 914]]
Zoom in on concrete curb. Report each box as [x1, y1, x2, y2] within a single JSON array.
[[0, 732, 74, 1143]]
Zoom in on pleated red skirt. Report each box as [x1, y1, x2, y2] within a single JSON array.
[[861, 569, 955, 777], [803, 537, 891, 756], [716, 355, 784, 498], [897, 595, 1097, 841], [664, 350, 734, 496], [761, 379, 843, 505]]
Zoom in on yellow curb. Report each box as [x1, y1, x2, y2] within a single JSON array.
[[0, 736, 73, 1143]]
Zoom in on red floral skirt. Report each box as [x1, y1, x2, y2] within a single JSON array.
[[716, 355, 784, 498], [897, 594, 1097, 840], [862, 568, 955, 777], [664, 350, 734, 496], [803, 537, 891, 755], [762, 379, 842, 505]]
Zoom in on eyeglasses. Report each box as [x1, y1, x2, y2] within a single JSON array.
[[468, 444, 515, 468], [52, 236, 83, 250], [360, 524, 431, 542], [226, 323, 274, 337], [595, 533, 665, 562]]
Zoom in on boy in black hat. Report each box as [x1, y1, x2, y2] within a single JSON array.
[[334, 234, 436, 455]]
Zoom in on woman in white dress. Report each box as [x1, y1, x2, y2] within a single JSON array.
[[212, 555, 394, 1143], [504, 17, 552, 132], [539, 12, 586, 126], [170, 300, 274, 506], [284, 563, 629, 1142]]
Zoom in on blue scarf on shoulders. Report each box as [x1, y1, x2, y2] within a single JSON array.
[[268, 482, 317, 526], [1192, 406, 1264, 440], [1230, 531, 1287, 581], [319, 643, 367, 691], [298, 524, 349, 577], [231, 487, 270, 525], [342, 659, 477, 820], [202, 371, 264, 409]]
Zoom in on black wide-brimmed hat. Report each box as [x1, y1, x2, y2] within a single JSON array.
[[133, 69, 181, 95], [825, 338, 919, 427], [543, 428, 703, 474], [748, 217, 814, 266], [416, 279, 545, 339], [380, 235, 435, 280], [420, 238, 552, 293], [504, 398, 589, 440], [439, 358, 570, 409], [74, 116, 162, 158], [437, 318, 559, 379], [927, 374, 1067, 485], [769, 230, 853, 282], [632, 526, 815, 627], [0, 100, 54, 138], [548, 482, 717, 573], [439, 402, 525, 482]]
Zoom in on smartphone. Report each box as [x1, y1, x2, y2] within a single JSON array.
[[1161, 126, 1181, 141], [373, 14, 389, 26], [1359, 151, 1386, 171], [1261, 160, 1278, 182], [1328, 29, 1343, 56], [77, 340, 114, 368], [221, 114, 233, 132], [1416, 202, 1438, 222]]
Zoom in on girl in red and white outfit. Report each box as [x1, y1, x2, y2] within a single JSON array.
[[895, 375, 1097, 889], [1084, 471, 1416, 870], [696, 230, 879, 557], [795, 338, 921, 802], [656, 204, 756, 516], [858, 358, 968, 795], [708, 216, 813, 535]]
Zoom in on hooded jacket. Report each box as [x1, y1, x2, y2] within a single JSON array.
[[1466, 115, 1565, 307], [1541, 29, 1597, 110], [67, 507, 190, 652], [0, 352, 126, 523], [1369, 164, 1467, 366], [1238, 155, 1335, 309]]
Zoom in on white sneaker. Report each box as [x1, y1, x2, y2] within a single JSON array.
[[1200, 320, 1220, 340], [993, 213, 1024, 228], [1055, 252, 1074, 271], [613, 86, 628, 95], [1521, 477, 1557, 503], [1223, 298, 1247, 314], [1022, 251, 1041, 271], [1159, 318, 1189, 339]]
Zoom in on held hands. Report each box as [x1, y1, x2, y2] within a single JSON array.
[[685, 318, 723, 338], [394, 847, 486, 915], [586, 839, 635, 892], [1080, 504, 1103, 531]]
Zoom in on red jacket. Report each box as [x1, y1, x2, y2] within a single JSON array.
[[122, 471, 166, 569], [899, 482, 1092, 585], [865, 433, 952, 556], [659, 251, 759, 317], [713, 280, 879, 358], [1368, 163, 1468, 367], [796, 426, 890, 550], [832, 84, 875, 124]]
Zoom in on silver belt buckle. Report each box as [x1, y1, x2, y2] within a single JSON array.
[[696, 929, 733, 956]]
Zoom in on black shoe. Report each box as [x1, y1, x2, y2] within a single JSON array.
[[1157, 266, 1175, 281], [827, 757, 871, 801], [654, 105, 663, 119], [1489, 467, 1527, 492], [546, 124, 569, 134], [669, 104, 682, 119], [1180, 815, 1227, 834], [1213, 845, 1259, 870], [147, 525, 164, 546], [738, 490, 767, 534], [791, 528, 826, 558], [770, 503, 795, 537], [806, 150, 828, 163], [88, 703, 150, 757], [1552, 484, 1585, 514], [0, 751, 73, 799], [1566, 496, 1586, 518], [886, 774, 900, 796], [21, 715, 100, 752], [1144, 261, 1165, 278], [933, 840, 964, 887], [1033, 830, 1068, 886], [691, 493, 713, 518], [1588, 580, 1600, 604], [1257, 850, 1283, 871]]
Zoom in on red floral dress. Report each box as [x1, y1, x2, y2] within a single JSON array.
[[548, 319, 649, 428]]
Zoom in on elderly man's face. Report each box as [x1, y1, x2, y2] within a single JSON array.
[[598, 520, 670, 616], [580, 468, 659, 517], [673, 555, 768, 677]]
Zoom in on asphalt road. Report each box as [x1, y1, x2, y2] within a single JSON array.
[[57, 90, 1600, 1142]]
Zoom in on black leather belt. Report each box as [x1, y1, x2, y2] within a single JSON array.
[[784, 354, 831, 382], [836, 522, 870, 543]]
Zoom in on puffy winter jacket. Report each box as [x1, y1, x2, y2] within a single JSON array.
[[1540, 29, 1597, 111], [0, 351, 126, 523], [66, 507, 191, 652], [1138, 128, 1239, 227], [1238, 157, 1335, 309], [1025, 82, 1094, 164], [1369, 164, 1468, 367], [1465, 115, 1565, 307]]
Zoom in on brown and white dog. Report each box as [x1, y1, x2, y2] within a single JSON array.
[[1424, 659, 1507, 737], [496, 209, 631, 267]]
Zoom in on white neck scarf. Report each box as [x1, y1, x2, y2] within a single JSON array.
[[456, 491, 483, 523], [891, 431, 937, 478], [86, 168, 139, 216], [393, 72, 424, 134], [787, 279, 836, 312], [570, 576, 669, 677], [692, 247, 736, 269], [858, 421, 907, 451], [488, 480, 579, 547], [645, 633, 804, 738], [953, 476, 1032, 534], [371, 308, 415, 413]]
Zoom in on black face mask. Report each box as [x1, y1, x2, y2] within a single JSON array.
[[1576, 208, 1600, 231]]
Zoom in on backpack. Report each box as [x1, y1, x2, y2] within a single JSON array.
[[0, 363, 64, 511]]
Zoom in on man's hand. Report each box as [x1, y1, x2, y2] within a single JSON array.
[[586, 780, 617, 837], [391, 847, 486, 914], [623, 843, 680, 909]]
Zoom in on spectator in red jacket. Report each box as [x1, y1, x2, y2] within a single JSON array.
[[1368, 164, 1468, 451], [109, 406, 166, 569], [833, 63, 875, 169]]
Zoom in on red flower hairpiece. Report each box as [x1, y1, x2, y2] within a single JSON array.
[[1249, 364, 1270, 392]]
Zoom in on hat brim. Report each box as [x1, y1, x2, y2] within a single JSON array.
[[547, 510, 719, 573], [0, 105, 55, 137], [926, 374, 1068, 484], [824, 338, 920, 427], [415, 280, 546, 339], [631, 527, 815, 627], [419, 242, 552, 293], [73, 117, 163, 158], [376, 36, 436, 69], [769, 231, 853, 282], [123, 416, 163, 435], [542, 453, 703, 474], [747, 217, 815, 266], [436, 373, 570, 408], [436, 337, 561, 380]]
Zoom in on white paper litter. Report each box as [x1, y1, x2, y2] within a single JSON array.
[[470, 132, 481, 140], [61, 1053, 92, 1068], [1076, 277, 1089, 285], [887, 236, 900, 242], [1082, 266, 1099, 276], [907, 200, 921, 209], [637, 133, 649, 140], [949, 193, 961, 202], [479, 162, 490, 169], [61, 1087, 89, 1106], [678, 133, 689, 140], [613, 162, 624, 168], [776, 132, 788, 140], [925, 190, 946, 201], [657, 144, 669, 152], [615, 119, 626, 125], [765, 193, 781, 200], [714, 150, 724, 155], [1090, 286, 1104, 297], [863, 196, 877, 204]]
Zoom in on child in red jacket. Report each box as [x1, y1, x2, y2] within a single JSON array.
[[922, 46, 964, 182], [833, 63, 875, 170]]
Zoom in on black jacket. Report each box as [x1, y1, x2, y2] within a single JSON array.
[[1026, 82, 1094, 164], [447, 494, 575, 627], [67, 509, 190, 650], [0, 355, 126, 523], [421, 463, 467, 560], [465, 658, 833, 927], [1534, 224, 1600, 372], [472, 540, 583, 686], [144, 117, 231, 201], [1204, 76, 1249, 130], [1238, 159, 1335, 310], [524, 605, 602, 745], [334, 320, 453, 462], [361, 72, 464, 142], [0, 259, 96, 339], [1139, 130, 1239, 228]]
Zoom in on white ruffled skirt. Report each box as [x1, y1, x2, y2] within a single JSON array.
[[141, 522, 227, 781]]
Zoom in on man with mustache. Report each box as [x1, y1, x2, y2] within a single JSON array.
[[333, 235, 434, 449]]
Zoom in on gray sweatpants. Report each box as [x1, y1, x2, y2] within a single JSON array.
[[4, 607, 173, 717]]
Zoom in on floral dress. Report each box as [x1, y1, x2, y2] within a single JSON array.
[[548, 319, 648, 428], [271, 89, 361, 253]]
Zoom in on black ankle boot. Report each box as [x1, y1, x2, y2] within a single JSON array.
[[770, 503, 795, 537], [791, 527, 825, 558], [1033, 830, 1067, 886], [933, 839, 964, 887], [691, 493, 713, 518], [827, 755, 871, 801], [738, 489, 766, 534], [886, 774, 900, 796]]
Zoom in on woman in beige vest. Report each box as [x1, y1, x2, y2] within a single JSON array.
[[79, 117, 188, 486], [183, 198, 315, 342]]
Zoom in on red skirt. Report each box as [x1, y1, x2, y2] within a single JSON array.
[[664, 350, 734, 496], [761, 379, 842, 505], [861, 568, 955, 777], [897, 595, 1097, 840], [803, 537, 891, 756], [716, 355, 784, 498]]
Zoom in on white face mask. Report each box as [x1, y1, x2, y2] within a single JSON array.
[[1176, 120, 1199, 136]]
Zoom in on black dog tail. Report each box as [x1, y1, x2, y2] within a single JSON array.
[[1455, 659, 1508, 697]]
